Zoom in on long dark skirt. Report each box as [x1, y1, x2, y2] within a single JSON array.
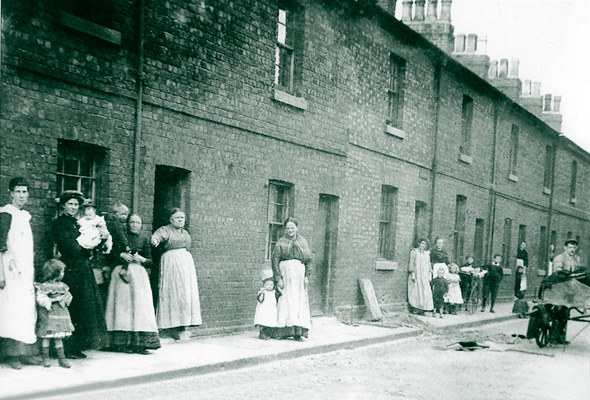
[[62, 256, 109, 352], [108, 331, 161, 349]]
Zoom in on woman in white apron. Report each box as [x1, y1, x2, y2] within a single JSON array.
[[0, 178, 38, 369], [272, 217, 313, 341]]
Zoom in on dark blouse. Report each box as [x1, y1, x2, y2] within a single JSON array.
[[125, 231, 153, 268], [51, 214, 84, 261], [271, 234, 313, 280], [430, 247, 449, 264], [516, 248, 529, 267]]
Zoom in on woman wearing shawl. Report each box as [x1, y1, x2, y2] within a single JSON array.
[[272, 217, 312, 341]]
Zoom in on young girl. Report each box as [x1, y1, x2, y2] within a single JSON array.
[[35, 259, 75, 368], [512, 259, 528, 318], [445, 263, 463, 315], [254, 269, 278, 339], [431, 267, 448, 319]]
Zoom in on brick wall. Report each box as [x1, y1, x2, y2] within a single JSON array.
[[2, 0, 590, 330]]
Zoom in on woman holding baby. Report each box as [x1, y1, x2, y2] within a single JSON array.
[[51, 190, 108, 358]]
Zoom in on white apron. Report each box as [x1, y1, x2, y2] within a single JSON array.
[[276, 260, 311, 330], [0, 204, 37, 344]]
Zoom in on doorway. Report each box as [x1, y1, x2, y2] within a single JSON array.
[[310, 194, 339, 316], [151, 165, 191, 306]]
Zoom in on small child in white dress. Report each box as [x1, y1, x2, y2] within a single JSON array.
[[77, 205, 112, 254], [445, 263, 463, 315], [254, 269, 278, 340]]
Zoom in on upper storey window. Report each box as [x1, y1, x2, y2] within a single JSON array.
[[59, 0, 121, 45], [460, 95, 473, 156], [387, 54, 406, 130], [274, 3, 304, 96]]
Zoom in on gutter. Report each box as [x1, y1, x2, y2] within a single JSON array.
[[132, 0, 145, 213]]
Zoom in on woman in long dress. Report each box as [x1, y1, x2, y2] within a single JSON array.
[[105, 214, 161, 353], [51, 190, 108, 358], [407, 238, 434, 315], [0, 177, 39, 369], [272, 217, 312, 341], [151, 208, 201, 340]]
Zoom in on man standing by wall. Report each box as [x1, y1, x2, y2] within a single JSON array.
[[481, 254, 504, 313], [0, 177, 39, 369]]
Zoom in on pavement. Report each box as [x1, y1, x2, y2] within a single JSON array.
[[0, 302, 518, 400]]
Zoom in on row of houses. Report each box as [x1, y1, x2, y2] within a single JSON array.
[[1, 0, 588, 333]]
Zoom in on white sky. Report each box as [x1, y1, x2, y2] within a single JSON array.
[[397, 0, 590, 152]]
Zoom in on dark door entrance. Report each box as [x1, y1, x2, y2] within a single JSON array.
[[152, 165, 191, 231], [310, 194, 339, 316], [151, 165, 191, 306]]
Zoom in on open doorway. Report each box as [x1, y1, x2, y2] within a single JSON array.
[[151, 165, 191, 306], [309, 194, 339, 316]]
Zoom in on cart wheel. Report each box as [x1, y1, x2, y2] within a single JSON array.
[[535, 325, 549, 348]]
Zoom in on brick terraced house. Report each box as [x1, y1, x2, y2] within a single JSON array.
[[1, 0, 588, 333]]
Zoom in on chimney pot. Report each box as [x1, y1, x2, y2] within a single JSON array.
[[427, 0, 438, 21], [415, 0, 426, 21], [488, 59, 498, 79], [454, 34, 466, 52], [532, 82, 542, 97], [439, 0, 452, 21], [466, 34, 477, 53], [498, 59, 508, 78], [508, 58, 519, 78], [402, 0, 414, 21], [553, 95, 562, 112], [523, 80, 531, 95], [543, 94, 553, 112]]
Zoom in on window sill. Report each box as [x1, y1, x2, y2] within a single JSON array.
[[543, 187, 552, 195], [375, 259, 398, 271], [60, 11, 122, 45], [458, 153, 472, 165], [570, 198, 577, 205], [502, 268, 512, 275], [384, 124, 406, 139], [508, 173, 519, 182], [273, 88, 308, 110], [537, 269, 547, 277]]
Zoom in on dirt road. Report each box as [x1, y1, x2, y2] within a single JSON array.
[[48, 319, 590, 400]]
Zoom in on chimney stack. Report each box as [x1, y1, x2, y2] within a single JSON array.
[[415, 0, 426, 21], [402, 0, 413, 21], [427, 0, 438, 21], [522, 80, 532, 96], [378, 0, 398, 15]]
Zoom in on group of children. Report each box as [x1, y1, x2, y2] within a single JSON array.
[[431, 254, 506, 318]]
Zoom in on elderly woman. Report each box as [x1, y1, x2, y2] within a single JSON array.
[[51, 190, 108, 358], [151, 208, 201, 340], [105, 214, 160, 354], [407, 238, 434, 316], [272, 217, 312, 341]]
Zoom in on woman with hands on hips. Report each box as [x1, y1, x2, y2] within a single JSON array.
[[151, 208, 201, 340]]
